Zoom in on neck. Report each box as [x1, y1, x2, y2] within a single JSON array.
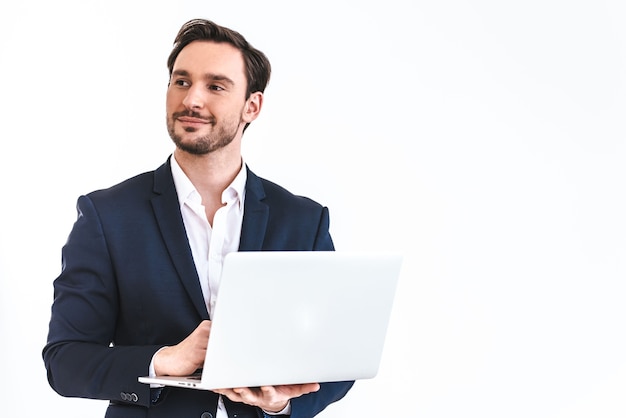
[[173, 147, 242, 198]]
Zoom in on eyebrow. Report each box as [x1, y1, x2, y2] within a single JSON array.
[[172, 69, 235, 86]]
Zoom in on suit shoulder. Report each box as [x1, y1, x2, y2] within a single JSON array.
[[258, 177, 325, 210], [86, 170, 155, 203]]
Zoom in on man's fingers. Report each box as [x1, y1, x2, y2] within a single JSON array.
[[215, 383, 320, 411]]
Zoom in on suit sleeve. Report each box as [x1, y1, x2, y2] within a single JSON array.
[[42, 195, 161, 408]]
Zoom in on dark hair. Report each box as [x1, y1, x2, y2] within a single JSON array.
[[167, 19, 271, 99]]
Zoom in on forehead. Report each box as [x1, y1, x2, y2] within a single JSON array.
[[173, 40, 246, 82]]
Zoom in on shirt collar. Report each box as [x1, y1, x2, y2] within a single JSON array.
[[170, 154, 247, 210]]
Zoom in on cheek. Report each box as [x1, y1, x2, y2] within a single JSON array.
[[165, 91, 175, 110], [165, 87, 184, 108], [165, 98, 181, 121]]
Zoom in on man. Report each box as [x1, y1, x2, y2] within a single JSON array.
[[43, 18, 353, 418]]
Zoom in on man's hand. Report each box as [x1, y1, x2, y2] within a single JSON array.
[[214, 383, 320, 413], [153, 320, 212, 376]]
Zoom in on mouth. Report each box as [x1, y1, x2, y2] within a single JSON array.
[[177, 116, 211, 126], [173, 110, 215, 126]]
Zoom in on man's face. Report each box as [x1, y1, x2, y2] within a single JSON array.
[[166, 41, 250, 155]]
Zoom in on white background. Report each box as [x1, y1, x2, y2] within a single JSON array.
[[1, 1, 625, 417]]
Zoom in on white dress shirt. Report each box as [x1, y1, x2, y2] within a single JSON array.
[[171, 154, 246, 318]]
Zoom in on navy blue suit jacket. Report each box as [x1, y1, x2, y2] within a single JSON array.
[[43, 158, 353, 418]]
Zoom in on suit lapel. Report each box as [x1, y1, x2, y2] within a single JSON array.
[[239, 167, 269, 251], [150, 159, 209, 319]]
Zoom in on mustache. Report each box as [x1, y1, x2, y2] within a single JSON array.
[[172, 110, 215, 122]]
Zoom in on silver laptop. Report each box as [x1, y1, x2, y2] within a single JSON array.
[[139, 251, 403, 390]]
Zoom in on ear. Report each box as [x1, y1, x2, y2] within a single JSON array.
[[242, 91, 263, 123]]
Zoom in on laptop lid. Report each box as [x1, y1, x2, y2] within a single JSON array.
[[139, 251, 402, 390]]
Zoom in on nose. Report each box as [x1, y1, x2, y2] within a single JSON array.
[[182, 85, 204, 110]]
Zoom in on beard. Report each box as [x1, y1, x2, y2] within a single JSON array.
[[167, 110, 241, 155]]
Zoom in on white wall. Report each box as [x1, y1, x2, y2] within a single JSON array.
[[1, 1, 625, 417]]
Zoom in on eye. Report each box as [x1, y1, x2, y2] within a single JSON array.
[[208, 84, 225, 92], [174, 79, 190, 87]]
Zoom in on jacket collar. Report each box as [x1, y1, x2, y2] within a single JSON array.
[[239, 166, 269, 251]]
